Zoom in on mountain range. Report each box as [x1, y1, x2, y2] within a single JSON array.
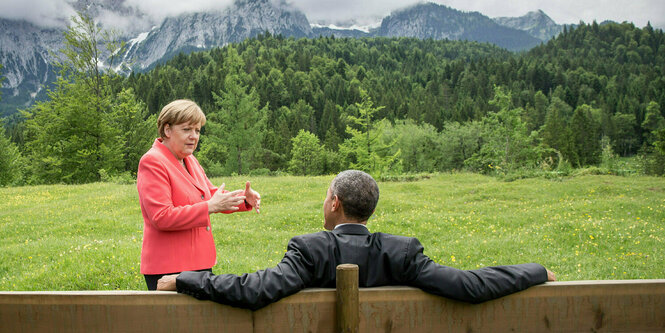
[[1, 0, 565, 117]]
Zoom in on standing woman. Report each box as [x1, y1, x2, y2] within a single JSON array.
[[137, 99, 261, 290]]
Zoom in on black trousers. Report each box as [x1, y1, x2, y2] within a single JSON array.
[[144, 268, 212, 290]]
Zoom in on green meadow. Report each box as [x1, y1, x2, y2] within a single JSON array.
[[1, 173, 664, 291]]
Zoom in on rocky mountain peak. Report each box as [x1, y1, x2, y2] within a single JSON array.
[[377, 2, 540, 51], [494, 10, 563, 41], [121, 0, 311, 71]]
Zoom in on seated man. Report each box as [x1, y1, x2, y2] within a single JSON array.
[[158, 170, 555, 310]]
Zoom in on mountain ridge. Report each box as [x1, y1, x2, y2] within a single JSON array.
[[493, 9, 564, 42], [376, 3, 542, 50], [1, 0, 565, 116]]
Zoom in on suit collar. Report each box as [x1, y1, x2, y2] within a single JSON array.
[[332, 223, 371, 235], [152, 138, 205, 193]]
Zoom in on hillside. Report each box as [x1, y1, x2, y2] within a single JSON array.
[[124, 22, 664, 155], [3, 21, 665, 186]]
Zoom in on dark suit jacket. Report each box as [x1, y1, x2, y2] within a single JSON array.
[[176, 224, 548, 310]]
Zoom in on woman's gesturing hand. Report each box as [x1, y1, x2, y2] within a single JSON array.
[[244, 181, 261, 214], [208, 183, 245, 214]]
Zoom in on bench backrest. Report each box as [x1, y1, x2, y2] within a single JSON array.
[[1, 279, 664, 332]]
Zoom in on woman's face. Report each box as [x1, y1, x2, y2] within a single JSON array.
[[163, 121, 201, 160]]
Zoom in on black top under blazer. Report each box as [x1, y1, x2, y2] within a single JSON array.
[[176, 224, 548, 310]]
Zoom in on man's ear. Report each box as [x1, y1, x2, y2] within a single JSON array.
[[331, 195, 341, 212]]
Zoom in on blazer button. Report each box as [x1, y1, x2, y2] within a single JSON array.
[[206, 226, 210, 231]]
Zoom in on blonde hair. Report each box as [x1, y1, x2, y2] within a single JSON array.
[[157, 99, 206, 138]]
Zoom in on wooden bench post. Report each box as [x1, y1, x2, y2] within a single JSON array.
[[336, 264, 359, 333]]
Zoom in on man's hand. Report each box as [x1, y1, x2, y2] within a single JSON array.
[[208, 183, 245, 214], [244, 181, 261, 214], [157, 274, 179, 291], [546, 269, 556, 281]]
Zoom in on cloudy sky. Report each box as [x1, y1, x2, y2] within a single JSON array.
[[1, 0, 663, 30], [294, 0, 665, 29]]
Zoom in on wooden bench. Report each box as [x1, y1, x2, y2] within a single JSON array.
[[1, 265, 663, 332]]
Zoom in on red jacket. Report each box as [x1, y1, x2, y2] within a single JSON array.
[[137, 138, 251, 274]]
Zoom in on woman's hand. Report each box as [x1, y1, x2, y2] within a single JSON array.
[[244, 181, 261, 214], [208, 183, 245, 214]]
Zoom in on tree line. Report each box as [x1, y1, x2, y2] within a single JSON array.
[[1, 12, 664, 186]]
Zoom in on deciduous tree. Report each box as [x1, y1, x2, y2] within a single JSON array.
[[288, 130, 324, 175]]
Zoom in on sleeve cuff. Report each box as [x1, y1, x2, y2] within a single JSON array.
[[176, 271, 210, 300]]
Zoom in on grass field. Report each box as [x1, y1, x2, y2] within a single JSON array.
[[1, 173, 664, 291]]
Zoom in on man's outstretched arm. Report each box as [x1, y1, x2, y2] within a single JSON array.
[[158, 237, 315, 310], [404, 238, 554, 303]]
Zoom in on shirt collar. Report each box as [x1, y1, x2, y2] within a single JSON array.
[[334, 223, 368, 230], [332, 223, 370, 235]]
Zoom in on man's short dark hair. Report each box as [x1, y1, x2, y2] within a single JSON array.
[[330, 170, 379, 221]]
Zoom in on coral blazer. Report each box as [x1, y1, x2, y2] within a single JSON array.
[[137, 138, 251, 274]]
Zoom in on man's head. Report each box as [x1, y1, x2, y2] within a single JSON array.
[[323, 170, 379, 230]]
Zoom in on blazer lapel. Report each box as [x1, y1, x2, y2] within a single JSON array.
[[182, 156, 206, 192]]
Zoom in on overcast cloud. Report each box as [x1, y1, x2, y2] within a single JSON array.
[[122, 0, 235, 23], [1, 0, 663, 30], [0, 0, 75, 28]]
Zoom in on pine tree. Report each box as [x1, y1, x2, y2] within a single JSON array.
[[541, 97, 572, 162], [639, 101, 665, 175], [111, 88, 156, 174], [199, 47, 266, 175], [466, 86, 539, 172], [259, 106, 291, 171], [21, 11, 127, 183], [569, 104, 601, 166], [23, 78, 122, 183], [0, 66, 22, 186], [612, 113, 639, 156], [642, 101, 664, 146], [529, 91, 549, 132], [0, 116, 23, 186], [339, 89, 400, 176]]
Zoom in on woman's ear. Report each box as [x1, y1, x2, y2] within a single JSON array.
[[163, 124, 171, 138]]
